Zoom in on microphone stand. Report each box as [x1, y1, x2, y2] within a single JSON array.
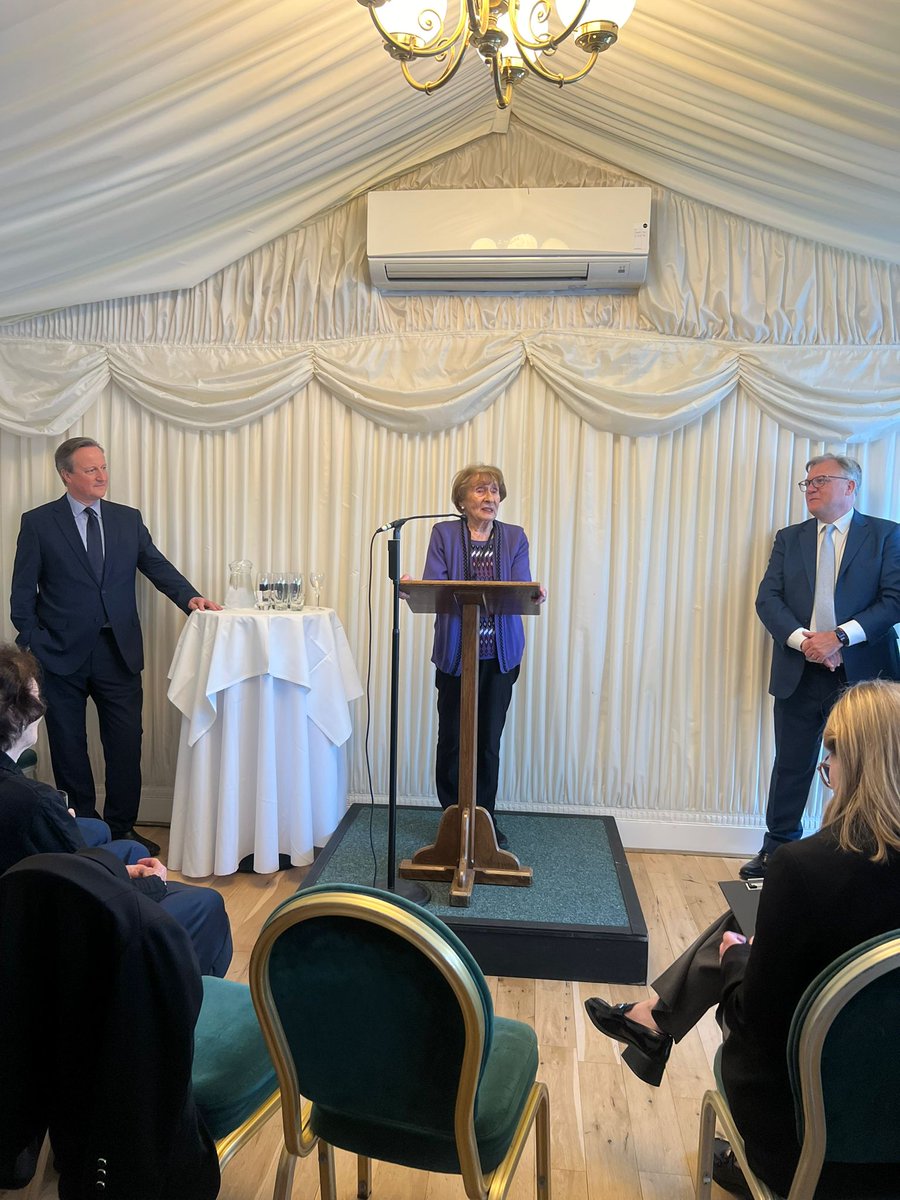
[[380, 525, 430, 904], [374, 511, 460, 902]]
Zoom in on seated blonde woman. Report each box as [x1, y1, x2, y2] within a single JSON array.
[[586, 680, 900, 1197]]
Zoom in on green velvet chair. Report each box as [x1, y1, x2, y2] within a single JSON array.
[[249, 882, 550, 1200], [193, 975, 308, 1190], [695, 930, 900, 1200]]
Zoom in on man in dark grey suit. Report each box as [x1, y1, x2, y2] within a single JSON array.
[[744, 454, 900, 878], [9, 437, 221, 853]]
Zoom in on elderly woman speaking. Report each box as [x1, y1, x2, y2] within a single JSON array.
[[423, 464, 543, 850]]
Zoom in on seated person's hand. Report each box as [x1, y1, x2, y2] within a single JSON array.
[[718, 930, 748, 959], [127, 857, 168, 881]]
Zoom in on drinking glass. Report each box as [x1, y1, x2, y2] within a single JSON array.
[[272, 572, 289, 610], [255, 569, 272, 610], [309, 570, 325, 607], [289, 573, 305, 611]]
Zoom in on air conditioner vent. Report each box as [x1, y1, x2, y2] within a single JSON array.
[[367, 187, 651, 294]]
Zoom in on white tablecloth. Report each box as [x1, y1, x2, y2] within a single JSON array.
[[166, 608, 363, 876]]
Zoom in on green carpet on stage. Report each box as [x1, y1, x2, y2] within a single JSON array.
[[305, 804, 635, 933]]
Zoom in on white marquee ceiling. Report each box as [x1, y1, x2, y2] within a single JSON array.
[[1, 0, 898, 320]]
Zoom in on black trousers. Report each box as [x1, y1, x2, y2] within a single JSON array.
[[434, 660, 519, 816], [41, 629, 143, 834], [650, 911, 738, 1040], [764, 661, 846, 853]]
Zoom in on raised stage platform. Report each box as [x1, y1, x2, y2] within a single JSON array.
[[302, 804, 648, 984]]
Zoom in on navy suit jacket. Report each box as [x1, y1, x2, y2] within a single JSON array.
[[10, 495, 199, 676], [755, 509, 900, 700]]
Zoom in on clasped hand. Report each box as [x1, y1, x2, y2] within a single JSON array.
[[126, 857, 167, 881], [800, 630, 842, 670]]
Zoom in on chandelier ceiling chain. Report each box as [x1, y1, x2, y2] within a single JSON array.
[[357, 0, 635, 109]]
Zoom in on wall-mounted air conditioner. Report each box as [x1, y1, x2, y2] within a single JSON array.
[[366, 186, 651, 294]]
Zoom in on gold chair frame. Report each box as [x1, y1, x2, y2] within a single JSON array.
[[695, 934, 900, 1200], [250, 889, 551, 1200], [214, 1089, 285, 1182]]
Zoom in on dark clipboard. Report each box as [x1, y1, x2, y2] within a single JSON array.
[[719, 879, 763, 937]]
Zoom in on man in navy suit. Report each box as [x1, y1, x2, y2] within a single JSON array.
[[9, 437, 221, 854], [745, 454, 900, 878]]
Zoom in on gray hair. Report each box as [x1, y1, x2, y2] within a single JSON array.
[[450, 464, 508, 512], [806, 453, 862, 493], [55, 437, 104, 477]]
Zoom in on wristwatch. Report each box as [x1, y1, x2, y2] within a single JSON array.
[[834, 627, 850, 647]]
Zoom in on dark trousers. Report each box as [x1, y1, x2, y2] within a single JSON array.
[[435, 660, 519, 815], [650, 912, 739, 1040], [41, 629, 143, 835], [161, 884, 233, 978], [76, 818, 145, 864], [764, 662, 845, 852], [77, 822, 232, 976]]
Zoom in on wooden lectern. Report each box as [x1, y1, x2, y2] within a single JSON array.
[[400, 580, 541, 906]]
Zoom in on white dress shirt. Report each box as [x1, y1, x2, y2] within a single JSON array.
[[787, 508, 864, 650]]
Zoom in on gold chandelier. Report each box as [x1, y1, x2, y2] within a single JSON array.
[[357, 0, 635, 109]]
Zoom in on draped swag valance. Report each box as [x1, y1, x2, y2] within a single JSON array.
[[2, 334, 899, 441]]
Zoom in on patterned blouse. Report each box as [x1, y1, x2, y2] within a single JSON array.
[[470, 531, 497, 659]]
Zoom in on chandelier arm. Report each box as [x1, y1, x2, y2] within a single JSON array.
[[518, 46, 598, 84], [507, 0, 591, 51], [400, 40, 470, 91], [466, 0, 491, 38], [489, 56, 514, 109], [368, 2, 468, 59]]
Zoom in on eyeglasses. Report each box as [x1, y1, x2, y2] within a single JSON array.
[[798, 475, 850, 492], [817, 757, 832, 787]]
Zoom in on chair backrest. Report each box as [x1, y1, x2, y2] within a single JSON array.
[[787, 930, 900, 1178], [250, 882, 494, 1167]]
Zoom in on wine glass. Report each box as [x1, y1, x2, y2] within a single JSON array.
[[271, 572, 289, 610], [255, 569, 272, 610], [289, 573, 305, 611], [309, 570, 325, 607]]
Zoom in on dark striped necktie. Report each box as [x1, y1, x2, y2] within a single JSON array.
[[85, 506, 104, 579]]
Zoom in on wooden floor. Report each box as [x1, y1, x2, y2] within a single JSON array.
[[8, 835, 747, 1200]]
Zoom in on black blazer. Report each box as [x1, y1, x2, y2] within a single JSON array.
[[10, 495, 199, 675], [756, 510, 900, 700], [720, 829, 900, 1195], [0, 851, 219, 1199]]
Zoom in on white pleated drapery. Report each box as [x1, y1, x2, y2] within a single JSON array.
[[1, 127, 898, 851], [3, 336, 899, 441]]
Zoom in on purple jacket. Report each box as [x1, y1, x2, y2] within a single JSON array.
[[423, 519, 533, 676]]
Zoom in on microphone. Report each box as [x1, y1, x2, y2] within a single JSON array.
[[376, 512, 462, 533]]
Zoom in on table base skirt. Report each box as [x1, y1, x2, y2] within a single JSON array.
[[168, 674, 349, 877]]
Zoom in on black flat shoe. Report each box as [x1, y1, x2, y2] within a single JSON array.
[[493, 823, 510, 850], [583, 998, 673, 1086], [712, 1138, 752, 1198], [739, 850, 768, 880]]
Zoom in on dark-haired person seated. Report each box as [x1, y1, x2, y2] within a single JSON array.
[[0, 645, 232, 977], [585, 680, 900, 1198]]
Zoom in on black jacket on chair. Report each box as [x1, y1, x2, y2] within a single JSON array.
[[0, 851, 220, 1200]]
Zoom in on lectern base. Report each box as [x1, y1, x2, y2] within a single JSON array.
[[400, 804, 533, 907]]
